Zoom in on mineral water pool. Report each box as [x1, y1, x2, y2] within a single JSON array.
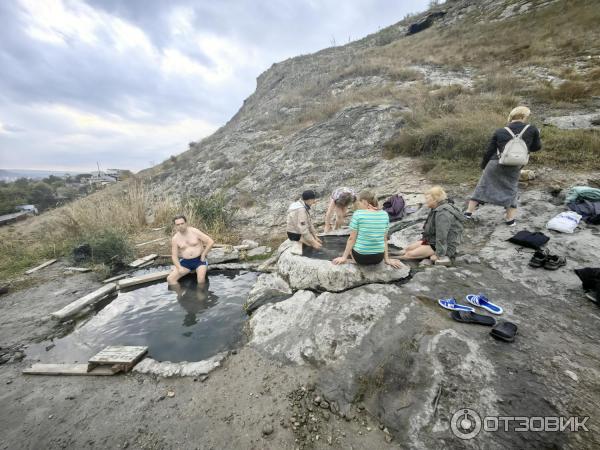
[[26, 270, 258, 363], [302, 235, 348, 261]]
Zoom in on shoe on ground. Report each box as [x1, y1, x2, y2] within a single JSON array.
[[505, 219, 516, 227], [434, 256, 451, 266], [528, 249, 548, 268], [543, 254, 566, 270]]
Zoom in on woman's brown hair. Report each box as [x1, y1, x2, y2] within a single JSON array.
[[358, 190, 378, 208]]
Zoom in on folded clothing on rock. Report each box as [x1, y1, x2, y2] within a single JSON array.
[[568, 199, 600, 225], [565, 186, 600, 204], [507, 230, 550, 250]]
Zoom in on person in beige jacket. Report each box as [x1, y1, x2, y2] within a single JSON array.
[[286, 190, 322, 249]]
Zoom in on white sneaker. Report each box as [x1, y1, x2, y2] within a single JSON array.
[[435, 256, 451, 266]]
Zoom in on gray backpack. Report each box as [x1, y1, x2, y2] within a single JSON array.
[[498, 125, 530, 166]]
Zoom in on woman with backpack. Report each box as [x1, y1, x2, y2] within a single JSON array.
[[464, 106, 542, 226]]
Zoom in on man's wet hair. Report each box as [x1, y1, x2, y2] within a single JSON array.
[[173, 214, 187, 224]]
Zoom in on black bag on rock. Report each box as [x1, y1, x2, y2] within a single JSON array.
[[507, 230, 550, 250], [574, 268, 600, 304]]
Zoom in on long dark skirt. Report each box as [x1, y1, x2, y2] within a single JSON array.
[[471, 159, 520, 208]]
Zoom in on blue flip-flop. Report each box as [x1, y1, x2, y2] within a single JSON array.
[[466, 294, 503, 315], [438, 298, 475, 312]]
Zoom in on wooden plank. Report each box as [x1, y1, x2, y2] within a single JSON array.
[[129, 254, 157, 268], [118, 269, 171, 289], [135, 237, 168, 247], [102, 273, 128, 283], [136, 260, 154, 269], [63, 267, 92, 273], [89, 346, 147, 365], [51, 283, 117, 320], [0, 211, 29, 225], [23, 364, 116, 376], [25, 259, 57, 275]]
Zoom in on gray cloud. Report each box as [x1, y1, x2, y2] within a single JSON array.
[[0, 0, 428, 171]]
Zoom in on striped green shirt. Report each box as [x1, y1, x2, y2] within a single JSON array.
[[349, 209, 389, 254]]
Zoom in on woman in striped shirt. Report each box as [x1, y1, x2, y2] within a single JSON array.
[[332, 191, 404, 268]]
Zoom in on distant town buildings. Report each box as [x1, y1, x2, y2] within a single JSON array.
[[87, 169, 123, 186]]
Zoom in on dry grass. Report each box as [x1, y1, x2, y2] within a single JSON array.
[[0, 180, 237, 284], [383, 83, 510, 160], [390, 0, 600, 70], [534, 80, 600, 104], [531, 127, 600, 170]]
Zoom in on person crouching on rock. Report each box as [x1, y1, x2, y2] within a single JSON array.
[[324, 187, 356, 232], [286, 190, 322, 250], [167, 214, 214, 285], [400, 186, 464, 265], [332, 190, 403, 268]]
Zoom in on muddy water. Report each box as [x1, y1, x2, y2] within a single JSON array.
[[26, 271, 258, 363], [302, 235, 348, 260]]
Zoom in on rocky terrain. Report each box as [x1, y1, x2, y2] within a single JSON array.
[[142, 0, 600, 238], [2, 183, 599, 449], [2, 0, 600, 448], [244, 186, 600, 448]]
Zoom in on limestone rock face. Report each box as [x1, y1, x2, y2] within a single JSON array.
[[388, 222, 424, 249], [244, 272, 293, 313], [245, 189, 600, 449], [249, 286, 392, 365], [207, 247, 239, 264], [246, 246, 272, 258], [133, 353, 226, 377], [276, 245, 410, 292]]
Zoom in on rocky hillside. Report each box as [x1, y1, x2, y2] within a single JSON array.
[[142, 0, 600, 237]]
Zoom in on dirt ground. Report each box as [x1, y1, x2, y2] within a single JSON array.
[[0, 263, 395, 450]]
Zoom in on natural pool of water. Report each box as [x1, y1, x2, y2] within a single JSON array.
[[27, 270, 258, 363], [302, 235, 348, 261]]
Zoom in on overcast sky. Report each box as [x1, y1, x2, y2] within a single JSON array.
[[0, 0, 429, 173]]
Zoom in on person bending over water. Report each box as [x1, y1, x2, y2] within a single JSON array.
[[286, 190, 322, 250], [167, 214, 215, 285], [400, 186, 464, 265], [332, 190, 403, 268], [324, 187, 356, 232]]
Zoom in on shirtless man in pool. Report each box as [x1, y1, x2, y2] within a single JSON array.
[[167, 215, 215, 285]]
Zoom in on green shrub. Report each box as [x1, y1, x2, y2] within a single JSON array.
[[384, 114, 497, 160], [531, 126, 600, 169], [84, 228, 133, 267], [187, 193, 237, 236]]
